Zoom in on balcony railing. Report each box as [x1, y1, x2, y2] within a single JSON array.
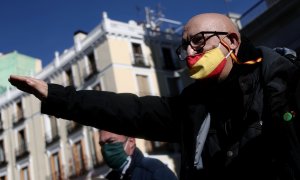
[[132, 54, 150, 68]]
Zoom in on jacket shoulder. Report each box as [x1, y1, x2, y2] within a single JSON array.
[[258, 46, 299, 83], [139, 156, 167, 171], [138, 157, 177, 179]]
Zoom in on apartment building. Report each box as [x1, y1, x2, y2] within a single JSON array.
[[0, 11, 188, 180], [0, 51, 42, 95]]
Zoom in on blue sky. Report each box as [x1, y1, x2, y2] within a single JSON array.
[[0, 0, 262, 67]]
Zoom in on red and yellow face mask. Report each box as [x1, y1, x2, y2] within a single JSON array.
[[186, 40, 233, 80]]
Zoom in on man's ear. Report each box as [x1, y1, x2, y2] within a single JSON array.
[[126, 137, 136, 155], [128, 138, 135, 149], [227, 33, 239, 49]]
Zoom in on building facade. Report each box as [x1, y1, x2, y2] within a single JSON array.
[[240, 0, 300, 55], [0, 11, 187, 180], [0, 51, 42, 95]]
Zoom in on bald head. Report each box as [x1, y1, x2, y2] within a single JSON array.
[[183, 13, 240, 40], [181, 13, 242, 81]]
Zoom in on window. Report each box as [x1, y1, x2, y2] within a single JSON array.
[[13, 101, 26, 126], [45, 116, 59, 144], [72, 141, 86, 176], [92, 130, 103, 167], [16, 101, 24, 121], [50, 152, 62, 180], [92, 83, 102, 91], [18, 130, 26, 149], [136, 75, 151, 96], [16, 129, 28, 158], [0, 140, 5, 163], [65, 69, 73, 86], [162, 47, 176, 70], [20, 167, 30, 180], [132, 43, 145, 66], [87, 52, 97, 76], [167, 77, 181, 96], [0, 112, 3, 131], [50, 116, 59, 139]]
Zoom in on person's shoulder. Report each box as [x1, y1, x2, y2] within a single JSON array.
[[258, 46, 281, 60], [258, 46, 300, 85], [258, 46, 298, 71], [136, 155, 173, 173], [141, 156, 166, 167], [259, 46, 298, 65], [139, 156, 177, 177]]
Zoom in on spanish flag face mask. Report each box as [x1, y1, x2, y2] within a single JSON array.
[[186, 40, 233, 80]]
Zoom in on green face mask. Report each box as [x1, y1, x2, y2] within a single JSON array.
[[101, 142, 128, 169]]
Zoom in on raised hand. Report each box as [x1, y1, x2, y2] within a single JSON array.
[[8, 75, 48, 101]]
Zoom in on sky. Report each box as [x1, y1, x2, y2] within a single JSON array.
[[0, 0, 263, 67]]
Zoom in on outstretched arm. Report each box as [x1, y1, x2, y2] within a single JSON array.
[[9, 75, 182, 142], [8, 75, 48, 101]]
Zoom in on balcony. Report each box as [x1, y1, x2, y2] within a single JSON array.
[[12, 117, 26, 127], [132, 54, 150, 68]]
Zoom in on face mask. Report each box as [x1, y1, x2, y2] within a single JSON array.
[[186, 42, 232, 80], [101, 140, 129, 169]]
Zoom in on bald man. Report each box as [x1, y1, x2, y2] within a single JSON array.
[[9, 13, 300, 180]]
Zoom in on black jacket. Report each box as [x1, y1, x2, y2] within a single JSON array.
[[41, 46, 299, 180], [105, 148, 177, 180]]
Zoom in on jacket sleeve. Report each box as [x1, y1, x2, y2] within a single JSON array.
[[41, 84, 182, 142], [261, 47, 300, 177]]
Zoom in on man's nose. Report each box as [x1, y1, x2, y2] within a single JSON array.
[[187, 45, 198, 56]]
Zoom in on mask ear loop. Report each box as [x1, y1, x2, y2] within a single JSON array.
[[225, 50, 233, 59], [121, 138, 132, 179], [221, 36, 262, 64], [219, 39, 234, 60], [123, 138, 129, 150]]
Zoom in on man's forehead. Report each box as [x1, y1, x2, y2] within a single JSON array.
[[183, 22, 216, 39], [100, 131, 125, 140], [183, 14, 228, 39], [182, 26, 207, 39]]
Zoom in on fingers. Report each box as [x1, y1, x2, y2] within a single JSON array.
[[8, 75, 48, 101], [8, 75, 28, 85], [8, 75, 32, 91]]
